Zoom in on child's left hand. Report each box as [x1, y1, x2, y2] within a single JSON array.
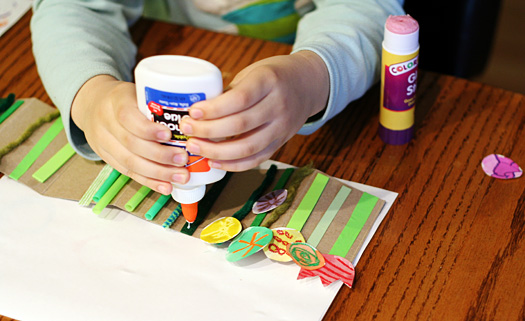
[[180, 51, 329, 172]]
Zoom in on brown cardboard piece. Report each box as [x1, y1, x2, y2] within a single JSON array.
[[0, 98, 386, 263]]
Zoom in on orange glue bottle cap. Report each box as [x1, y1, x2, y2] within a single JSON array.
[[181, 202, 198, 223]]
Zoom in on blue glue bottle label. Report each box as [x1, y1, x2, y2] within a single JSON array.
[[144, 86, 205, 148]]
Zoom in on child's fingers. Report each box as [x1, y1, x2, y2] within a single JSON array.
[[110, 124, 188, 166], [95, 135, 190, 193], [100, 150, 174, 195], [116, 102, 172, 142], [180, 100, 272, 139], [207, 140, 282, 172], [189, 67, 274, 120], [185, 122, 282, 161]]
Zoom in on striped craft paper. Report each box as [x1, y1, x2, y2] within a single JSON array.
[[0, 98, 386, 264]]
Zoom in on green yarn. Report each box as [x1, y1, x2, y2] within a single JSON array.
[[232, 164, 278, 221], [0, 110, 61, 161], [261, 163, 314, 228]]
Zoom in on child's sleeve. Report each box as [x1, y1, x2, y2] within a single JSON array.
[[31, 0, 144, 160], [292, 0, 405, 135]]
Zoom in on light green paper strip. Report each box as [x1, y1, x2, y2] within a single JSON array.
[[32, 143, 76, 183], [78, 164, 113, 206], [286, 173, 329, 231], [125, 185, 152, 212], [329, 192, 379, 257], [145, 194, 171, 221], [307, 185, 352, 247], [0, 100, 24, 124], [93, 169, 120, 203], [92, 174, 130, 214], [9, 117, 63, 180]]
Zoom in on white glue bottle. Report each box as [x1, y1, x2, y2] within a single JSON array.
[[135, 55, 226, 224]]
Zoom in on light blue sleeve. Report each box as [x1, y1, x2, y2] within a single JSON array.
[[293, 0, 405, 135], [31, 0, 144, 160]]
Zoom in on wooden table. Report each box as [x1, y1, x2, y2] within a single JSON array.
[[1, 10, 524, 321]]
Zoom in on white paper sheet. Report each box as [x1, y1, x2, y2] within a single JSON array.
[[0, 168, 397, 321], [0, 0, 31, 38]]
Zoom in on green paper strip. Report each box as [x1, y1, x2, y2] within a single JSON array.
[[232, 164, 277, 221], [163, 204, 182, 229], [92, 174, 130, 214], [329, 192, 379, 257], [9, 117, 63, 180], [181, 172, 234, 236], [145, 194, 171, 220], [125, 185, 152, 212], [286, 173, 329, 231], [78, 164, 113, 206], [32, 143, 76, 183], [93, 169, 120, 203], [307, 186, 352, 247], [251, 167, 295, 227], [0, 100, 23, 125]]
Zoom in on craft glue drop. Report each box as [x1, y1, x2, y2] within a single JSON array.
[[379, 15, 419, 145], [135, 55, 226, 224]]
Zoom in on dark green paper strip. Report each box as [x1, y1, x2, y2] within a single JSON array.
[[251, 167, 295, 227], [329, 192, 379, 257], [163, 204, 182, 229], [125, 185, 152, 212], [232, 164, 277, 221], [32, 143, 76, 183], [0, 99, 23, 125], [181, 172, 234, 236], [286, 173, 329, 231], [9, 116, 63, 180], [145, 194, 171, 220], [92, 174, 130, 214], [0, 93, 15, 114], [93, 168, 120, 203]]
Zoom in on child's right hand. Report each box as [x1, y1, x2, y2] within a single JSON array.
[[71, 75, 189, 195]]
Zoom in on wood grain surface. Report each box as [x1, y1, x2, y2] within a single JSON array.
[[1, 11, 524, 321]]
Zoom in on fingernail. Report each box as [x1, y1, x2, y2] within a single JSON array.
[[173, 153, 186, 165], [181, 122, 193, 135], [190, 108, 203, 119], [209, 160, 222, 169], [158, 185, 170, 195], [172, 173, 187, 184], [186, 141, 200, 154], [157, 131, 171, 141]]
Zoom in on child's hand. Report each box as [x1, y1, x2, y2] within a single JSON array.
[[180, 51, 329, 172], [71, 75, 189, 194]]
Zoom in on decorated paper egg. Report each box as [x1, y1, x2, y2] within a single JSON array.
[[200, 217, 242, 244], [481, 154, 522, 179]]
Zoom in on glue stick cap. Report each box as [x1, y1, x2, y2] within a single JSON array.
[[383, 15, 419, 55], [171, 184, 206, 205]]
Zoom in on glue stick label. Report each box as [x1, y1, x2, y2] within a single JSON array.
[[383, 56, 418, 111]]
